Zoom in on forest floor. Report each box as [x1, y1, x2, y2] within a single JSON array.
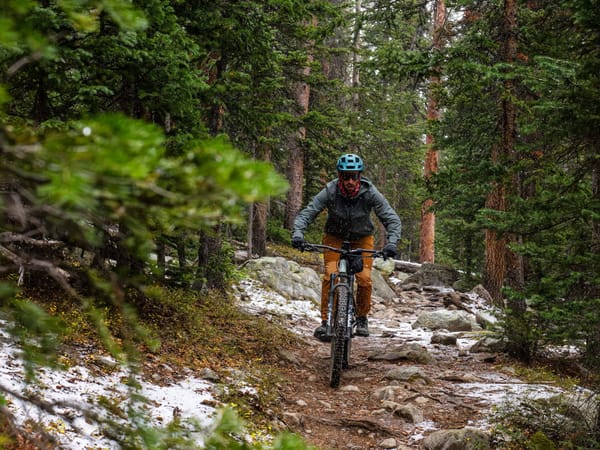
[[238, 252, 579, 450], [0, 249, 588, 450]]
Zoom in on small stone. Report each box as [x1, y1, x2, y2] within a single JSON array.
[[379, 437, 397, 448], [198, 367, 220, 382], [282, 412, 301, 425], [340, 385, 360, 392]]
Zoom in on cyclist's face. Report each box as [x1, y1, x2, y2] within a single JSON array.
[[340, 171, 360, 187]]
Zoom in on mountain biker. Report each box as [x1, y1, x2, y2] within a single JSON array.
[[291, 153, 401, 341]]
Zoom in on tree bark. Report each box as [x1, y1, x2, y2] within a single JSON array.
[[483, 0, 524, 308], [375, 165, 387, 248], [194, 226, 224, 291], [584, 147, 600, 371], [420, 0, 445, 263], [483, 176, 507, 307], [351, 0, 362, 112], [284, 126, 306, 230], [195, 51, 227, 289], [250, 143, 272, 256], [284, 20, 314, 230], [252, 201, 268, 256], [501, 0, 524, 302]]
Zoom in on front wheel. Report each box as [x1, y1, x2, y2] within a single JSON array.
[[342, 330, 351, 370], [330, 284, 350, 388]]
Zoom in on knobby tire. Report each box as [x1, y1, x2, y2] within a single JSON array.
[[330, 284, 349, 388], [343, 318, 351, 370]]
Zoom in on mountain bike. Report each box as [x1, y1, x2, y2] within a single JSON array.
[[300, 241, 384, 388]]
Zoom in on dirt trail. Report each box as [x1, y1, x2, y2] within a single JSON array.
[[273, 291, 524, 450]]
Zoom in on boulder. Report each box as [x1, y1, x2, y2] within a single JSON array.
[[244, 255, 397, 305], [401, 263, 460, 289], [373, 257, 396, 276], [244, 257, 321, 304], [413, 309, 481, 332], [368, 343, 434, 364], [372, 268, 397, 301], [469, 336, 506, 353]]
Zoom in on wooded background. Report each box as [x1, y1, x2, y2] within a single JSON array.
[[1, 0, 598, 377]]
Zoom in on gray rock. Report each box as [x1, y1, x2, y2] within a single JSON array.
[[431, 331, 458, 345], [198, 367, 220, 382], [422, 427, 490, 450], [475, 310, 499, 329], [384, 366, 431, 383], [368, 343, 434, 364], [401, 263, 459, 288], [393, 404, 424, 423], [378, 437, 397, 448], [372, 268, 397, 301], [469, 336, 506, 353], [413, 309, 481, 332], [244, 256, 397, 306], [278, 349, 300, 365], [373, 257, 396, 276], [372, 386, 397, 401], [244, 257, 321, 303], [469, 284, 496, 307]]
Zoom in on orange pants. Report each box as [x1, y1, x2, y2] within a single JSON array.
[[320, 234, 375, 321]]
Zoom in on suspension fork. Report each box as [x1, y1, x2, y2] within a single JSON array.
[[326, 273, 336, 336], [346, 273, 356, 337]]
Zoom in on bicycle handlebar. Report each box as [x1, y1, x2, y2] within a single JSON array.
[[300, 242, 386, 259]]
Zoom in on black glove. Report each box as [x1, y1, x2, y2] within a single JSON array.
[[382, 243, 397, 259], [291, 236, 305, 250]]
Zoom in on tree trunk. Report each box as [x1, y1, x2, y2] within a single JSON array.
[[33, 69, 49, 124], [252, 201, 268, 256], [193, 226, 224, 291], [501, 0, 525, 306], [247, 202, 254, 258], [284, 127, 306, 230], [195, 52, 227, 289], [351, 0, 362, 113], [321, 0, 348, 83], [483, 0, 524, 308], [156, 239, 166, 275], [375, 165, 387, 248], [584, 149, 600, 371], [420, 0, 445, 263], [250, 143, 272, 257], [483, 175, 507, 307], [284, 21, 313, 230], [176, 236, 186, 269]]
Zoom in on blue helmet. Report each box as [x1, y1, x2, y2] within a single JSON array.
[[336, 153, 364, 172]]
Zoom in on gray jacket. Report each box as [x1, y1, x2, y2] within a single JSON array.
[[292, 177, 401, 245]]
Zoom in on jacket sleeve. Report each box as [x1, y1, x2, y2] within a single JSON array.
[[292, 188, 329, 239], [371, 187, 402, 245]]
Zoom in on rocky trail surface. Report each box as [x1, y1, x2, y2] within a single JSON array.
[[238, 256, 570, 449], [0, 253, 584, 449]]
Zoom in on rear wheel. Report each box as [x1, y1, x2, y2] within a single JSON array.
[[330, 284, 349, 388]]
